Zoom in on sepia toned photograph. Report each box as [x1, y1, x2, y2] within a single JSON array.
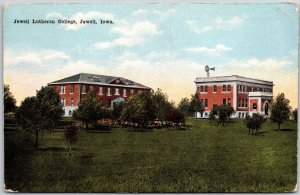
[[3, 3, 298, 192]]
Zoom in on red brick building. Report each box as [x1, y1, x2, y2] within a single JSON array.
[[48, 73, 151, 116], [195, 75, 274, 118]]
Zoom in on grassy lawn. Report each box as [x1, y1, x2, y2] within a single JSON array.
[[4, 118, 297, 192]]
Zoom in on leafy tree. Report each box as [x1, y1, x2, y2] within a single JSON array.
[[15, 86, 63, 149], [190, 93, 204, 117], [4, 85, 16, 113], [292, 108, 297, 123], [152, 89, 174, 121], [64, 123, 78, 152], [178, 97, 191, 116], [245, 113, 266, 135], [270, 93, 291, 130], [217, 105, 234, 126], [121, 91, 156, 127], [73, 89, 108, 131], [111, 102, 124, 120], [209, 106, 218, 125], [36, 86, 64, 135]]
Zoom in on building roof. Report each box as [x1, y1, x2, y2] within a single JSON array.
[[195, 75, 274, 86], [48, 73, 151, 89]]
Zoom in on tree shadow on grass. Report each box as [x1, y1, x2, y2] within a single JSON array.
[[272, 129, 295, 132], [38, 147, 81, 152]]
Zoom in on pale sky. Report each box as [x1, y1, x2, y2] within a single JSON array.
[[3, 3, 298, 109]]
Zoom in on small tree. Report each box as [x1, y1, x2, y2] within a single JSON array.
[[4, 84, 17, 113], [270, 93, 291, 130], [152, 89, 174, 121], [64, 123, 78, 152], [73, 89, 108, 131], [190, 93, 204, 117], [121, 91, 156, 127], [178, 97, 191, 116], [225, 105, 234, 122], [209, 107, 218, 125], [217, 105, 228, 126], [292, 108, 297, 123], [245, 113, 266, 135], [15, 86, 63, 149]]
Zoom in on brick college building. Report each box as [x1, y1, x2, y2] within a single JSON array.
[[195, 75, 274, 118], [48, 73, 151, 116]]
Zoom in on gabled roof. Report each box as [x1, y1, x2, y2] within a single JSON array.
[[48, 73, 151, 89]]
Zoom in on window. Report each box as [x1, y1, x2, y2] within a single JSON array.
[[245, 99, 248, 107], [204, 86, 208, 92], [223, 98, 226, 105], [253, 103, 257, 109], [200, 99, 204, 103], [70, 85, 74, 94], [60, 85, 65, 94], [68, 110, 72, 116], [130, 89, 134, 95], [213, 85, 217, 92], [70, 98, 74, 106], [242, 99, 245, 107], [99, 87, 103, 95], [200, 86, 203, 92], [82, 85, 86, 94], [205, 99, 208, 107], [107, 87, 111, 96], [61, 98, 66, 106], [123, 89, 127, 97], [238, 99, 241, 107], [223, 85, 226, 92], [115, 88, 120, 95], [228, 98, 231, 106], [227, 85, 231, 91]]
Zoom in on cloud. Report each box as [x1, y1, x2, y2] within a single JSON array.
[[94, 21, 162, 49], [154, 8, 176, 20], [132, 9, 148, 16], [186, 16, 244, 33], [46, 11, 115, 31], [186, 44, 232, 53], [5, 49, 70, 67]]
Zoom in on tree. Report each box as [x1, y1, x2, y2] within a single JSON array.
[[73, 89, 108, 131], [64, 123, 78, 152], [4, 85, 16, 113], [152, 89, 174, 121], [245, 113, 266, 135], [209, 106, 218, 125], [178, 97, 191, 116], [292, 108, 297, 123], [270, 93, 291, 130], [190, 93, 204, 117], [216, 105, 234, 126], [121, 91, 156, 127], [15, 86, 63, 149], [36, 86, 64, 135]]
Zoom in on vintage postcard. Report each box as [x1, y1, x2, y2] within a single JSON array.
[[3, 3, 298, 192]]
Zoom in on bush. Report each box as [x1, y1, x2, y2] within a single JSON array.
[[245, 113, 266, 135], [64, 123, 78, 151], [165, 108, 186, 124]]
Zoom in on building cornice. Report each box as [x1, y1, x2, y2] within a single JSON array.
[[195, 75, 274, 86], [48, 81, 151, 90]]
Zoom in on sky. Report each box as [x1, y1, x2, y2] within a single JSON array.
[[3, 3, 298, 109]]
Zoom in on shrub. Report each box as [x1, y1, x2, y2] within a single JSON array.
[[270, 93, 291, 130], [245, 113, 266, 135], [64, 123, 78, 152], [165, 108, 186, 124]]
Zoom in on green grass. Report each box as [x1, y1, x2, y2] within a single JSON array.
[[5, 118, 297, 192]]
